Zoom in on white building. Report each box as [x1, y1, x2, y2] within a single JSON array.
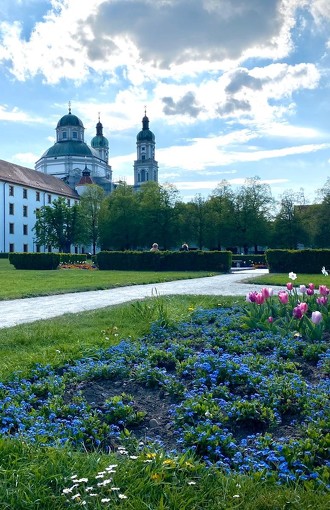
[[0, 159, 79, 253], [0, 107, 159, 253], [35, 106, 113, 194]]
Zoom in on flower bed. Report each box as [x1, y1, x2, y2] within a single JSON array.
[[58, 262, 98, 270], [0, 304, 329, 487]]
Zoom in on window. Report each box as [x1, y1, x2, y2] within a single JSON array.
[[9, 243, 14, 253], [47, 194, 51, 204], [9, 223, 14, 234], [23, 205, 28, 217], [36, 191, 40, 201], [23, 244, 28, 253], [9, 185, 14, 196], [142, 155, 145, 160], [72, 131, 77, 139], [23, 188, 28, 199], [36, 245, 40, 253], [48, 245, 52, 253], [23, 224, 28, 235], [9, 203, 14, 215], [67, 199, 70, 206], [62, 131, 67, 139]]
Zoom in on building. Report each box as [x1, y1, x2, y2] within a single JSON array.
[[0, 159, 79, 253], [134, 109, 158, 188], [35, 106, 113, 194], [0, 107, 159, 253]]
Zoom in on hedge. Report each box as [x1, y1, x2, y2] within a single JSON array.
[[265, 249, 330, 274], [0, 253, 9, 259], [9, 253, 87, 270], [96, 250, 232, 272]]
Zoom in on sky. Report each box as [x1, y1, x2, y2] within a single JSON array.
[[1, 0, 330, 204]]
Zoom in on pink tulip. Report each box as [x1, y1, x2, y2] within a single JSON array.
[[278, 291, 289, 304], [306, 288, 314, 296], [311, 311, 322, 324], [286, 283, 293, 291], [299, 302, 308, 314], [255, 293, 265, 305], [268, 316, 274, 323], [308, 283, 315, 290], [319, 285, 330, 296], [262, 288, 270, 299], [299, 285, 306, 294], [246, 291, 257, 303], [317, 296, 328, 306]]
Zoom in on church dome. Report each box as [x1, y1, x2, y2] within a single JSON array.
[[57, 112, 84, 128], [137, 113, 155, 142], [41, 141, 98, 158]]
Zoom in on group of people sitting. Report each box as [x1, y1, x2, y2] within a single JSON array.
[[150, 243, 189, 252]]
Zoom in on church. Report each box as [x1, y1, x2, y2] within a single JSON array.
[[0, 107, 159, 253]]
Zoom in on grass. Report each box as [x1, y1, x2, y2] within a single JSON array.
[[0, 259, 217, 300], [245, 272, 330, 287], [0, 295, 329, 509]]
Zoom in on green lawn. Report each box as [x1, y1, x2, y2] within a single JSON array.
[[244, 272, 330, 287], [0, 258, 217, 300]]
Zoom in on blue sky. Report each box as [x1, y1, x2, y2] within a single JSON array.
[[1, 0, 330, 203]]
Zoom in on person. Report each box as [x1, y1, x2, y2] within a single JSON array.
[[150, 243, 159, 252], [180, 243, 189, 251]]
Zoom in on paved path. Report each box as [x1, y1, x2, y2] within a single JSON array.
[[0, 269, 284, 329]]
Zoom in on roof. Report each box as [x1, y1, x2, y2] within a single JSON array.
[[41, 141, 99, 158], [91, 135, 109, 148], [0, 159, 79, 198], [57, 112, 84, 128]]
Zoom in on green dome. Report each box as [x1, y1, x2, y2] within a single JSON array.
[[42, 141, 98, 158], [137, 129, 155, 142], [91, 135, 109, 148], [57, 113, 84, 128]]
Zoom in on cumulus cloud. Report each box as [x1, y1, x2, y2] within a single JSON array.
[[162, 92, 202, 117]]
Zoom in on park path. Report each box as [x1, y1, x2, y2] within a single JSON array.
[[0, 269, 284, 329]]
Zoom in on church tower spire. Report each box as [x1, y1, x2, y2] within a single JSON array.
[[134, 108, 158, 188]]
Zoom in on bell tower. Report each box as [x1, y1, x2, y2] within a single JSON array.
[[134, 108, 158, 188]]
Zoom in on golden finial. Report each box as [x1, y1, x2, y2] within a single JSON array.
[[68, 100, 71, 114]]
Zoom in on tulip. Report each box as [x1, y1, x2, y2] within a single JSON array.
[[246, 291, 257, 303], [319, 285, 330, 296], [293, 306, 303, 319], [255, 293, 265, 305], [311, 311, 322, 324], [286, 283, 293, 291], [299, 302, 308, 314], [316, 296, 328, 306], [278, 291, 289, 304], [306, 288, 314, 296], [299, 285, 306, 294], [308, 283, 315, 290], [262, 288, 272, 299], [268, 316, 274, 323]]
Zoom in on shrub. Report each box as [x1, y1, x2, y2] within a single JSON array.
[[266, 249, 330, 273]]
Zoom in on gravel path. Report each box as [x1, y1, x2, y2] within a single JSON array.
[[0, 269, 284, 329]]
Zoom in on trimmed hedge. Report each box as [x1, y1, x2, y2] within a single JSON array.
[[9, 253, 87, 270], [266, 249, 330, 274], [97, 250, 232, 272]]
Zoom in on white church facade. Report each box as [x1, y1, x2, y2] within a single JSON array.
[[0, 107, 159, 253]]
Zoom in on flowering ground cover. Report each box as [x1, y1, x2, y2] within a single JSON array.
[[1, 303, 329, 496]]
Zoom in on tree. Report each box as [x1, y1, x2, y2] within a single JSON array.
[[233, 177, 274, 253], [79, 185, 105, 254], [206, 181, 236, 250], [136, 182, 180, 249], [98, 183, 140, 250], [270, 189, 309, 249], [33, 197, 85, 252]]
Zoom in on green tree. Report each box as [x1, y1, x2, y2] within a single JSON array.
[[137, 182, 180, 249], [33, 197, 85, 252], [98, 183, 140, 250], [233, 177, 274, 253], [79, 185, 105, 254], [206, 181, 236, 250], [270, 189, 309, 249], [312, 178, 330, 247]]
